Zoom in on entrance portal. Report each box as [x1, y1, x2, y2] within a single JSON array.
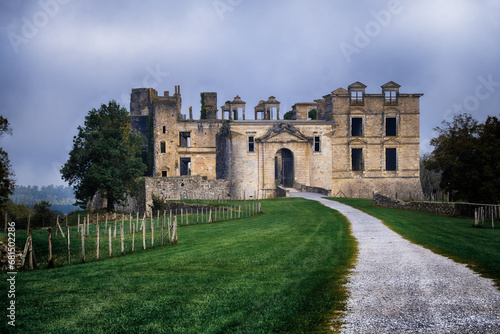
[[275, 148, 294, 187]]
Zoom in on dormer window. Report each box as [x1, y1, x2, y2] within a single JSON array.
[[384, 90, 398, 105], [350, 91, 364, 105], [348, 81, 367, 106], [381, 81, 400, 106]]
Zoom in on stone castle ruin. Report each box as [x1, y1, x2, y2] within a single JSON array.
[[129, 81, 423, 210]]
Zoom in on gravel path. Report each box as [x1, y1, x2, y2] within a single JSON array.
[[290, 192, 500, 333]]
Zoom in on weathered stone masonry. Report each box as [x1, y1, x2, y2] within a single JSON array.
[[130, 81, 424, 207]]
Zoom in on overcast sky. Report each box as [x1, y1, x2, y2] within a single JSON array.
[[1, 0, 500, 186]]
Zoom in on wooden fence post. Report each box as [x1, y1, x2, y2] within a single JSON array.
[[28, 228, 34, 269], [48, 227, 53, 267], [132, 223, 135, 252], [55, 216, 64, 238], [96, 223, 100, 261], [161, 215, 164, 246], [121, 221, 124, 255], [151, 214, 155, 247], [108, 227, 112, 258], [142, 219, 146, 250], [81, 224, 85, 263], [66, 225, 70, 265], [173, 216, 178, 244], [129, 213, 132, 234], [87, 214, 90, 236], [105, 213, 108, 235], [113, 221, 117, 239]]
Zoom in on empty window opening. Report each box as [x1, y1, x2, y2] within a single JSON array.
[[314, 136, 321, 152], [233, 109, 238, 120], [350, 91, 364, 105], [161, 171, 167, 177], [180, 158, 191, 176], [160, 141, 166, 153], [386, 117, 397, 136], [352, 148, 363, 171], [163, 126, 166, 134], [179, 132, 191, 147], [248, 136, 255, 152], [352, 118, 363, 137], [385, 91, 398, 105], [386, 148, 397, 171]]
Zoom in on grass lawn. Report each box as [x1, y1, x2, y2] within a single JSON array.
[[1, 197, 356, 333], [330, 197, 500, 288]]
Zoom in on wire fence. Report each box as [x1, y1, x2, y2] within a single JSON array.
[[2, 199, 263, 271]]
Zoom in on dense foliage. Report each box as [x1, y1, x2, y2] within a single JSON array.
[[61, 101, 146, 211], [0, 115, 15, 205], [425, 113, 500, 203], [420, 153, 442, 198]]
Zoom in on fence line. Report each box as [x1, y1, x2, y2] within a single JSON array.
[[474, 205, 500, 229], [5, 199, 262, 271]]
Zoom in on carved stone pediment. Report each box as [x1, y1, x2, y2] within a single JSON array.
[[256, 122, 312, 143], [348, 138, 368, 145]]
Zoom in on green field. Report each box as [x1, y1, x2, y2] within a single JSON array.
[[331, 198, 500, 288], [1, 198, 356, 333]]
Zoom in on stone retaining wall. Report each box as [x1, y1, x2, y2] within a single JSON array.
[[373, 193, 498, 218]]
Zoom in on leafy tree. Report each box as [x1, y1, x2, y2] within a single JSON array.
[[200, 93, 208, 120], [0, 115, 15, 206], [420, 153, 442, 198], [61, 101, 146, 211], [476, 115, 500, 202], [425, 113, 500, 203], [308, 109, 317, 120], [283, 110, 294, 120], [33, 200, 57, 227]]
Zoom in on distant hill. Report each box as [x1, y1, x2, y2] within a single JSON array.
[[10, 185, 80, 214]]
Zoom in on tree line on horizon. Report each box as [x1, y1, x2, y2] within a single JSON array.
[[11, 184, 77, 206]]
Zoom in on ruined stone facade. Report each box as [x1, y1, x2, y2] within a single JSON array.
[[130, 81, 423, 201]]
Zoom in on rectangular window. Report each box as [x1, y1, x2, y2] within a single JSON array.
[[352, 148, 363, 171], [386, 148, 397, 171], [162, 126, 166, 134], [180, 158, 191, 176], [314, 136, 321, 152], [161, 171, 167, 177], [386, 117, 397, 136], [179, 132, 191, 147], [248, 136, 255, 152], [160, 141, 166, 153], [384, 91, 398, 105], [350, 91, 364, 105], [351, 118, 363, 137]]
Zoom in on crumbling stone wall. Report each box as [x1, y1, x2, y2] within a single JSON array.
[[144, 176, 230, 212], [373, 193, 495, 218]]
